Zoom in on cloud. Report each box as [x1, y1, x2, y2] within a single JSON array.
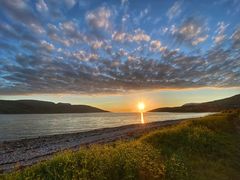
[[70, 50, 98, 61], [132, 29, 151, 42], [47, 21, 85, 46], [216, 21, 229, 34], [30, 23, 45, 34], [214, 35, 225, 44], [192, 35, 208, 46], [40, 40, 55, 52], [47, 23, 72, 46], [1, 40, 239, 95], [59, 21, 83, 40], [1, 0, 41, 26], [36, 0, 48, 13], [85, 6, 112, 31], [112, 32, 127, 42], [91, 40, 103, 49], [112, 29, 150, 43], [0, 1, 239, 95], [213, 22, 229, 44], [166, 1, 182, 21], [231, 28, 240, 49], [149, 40, 163, 52], [0, 22, 40, 45], [172, 17, 209, 46], [0, 23, 19, 40]]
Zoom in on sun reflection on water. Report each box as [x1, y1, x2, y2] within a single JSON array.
[[138, 102, 145, 124]]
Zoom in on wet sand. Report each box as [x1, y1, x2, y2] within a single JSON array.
[[0, 119, 187, 173]]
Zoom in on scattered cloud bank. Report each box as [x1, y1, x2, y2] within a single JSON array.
[[0, 0, 239, 95]]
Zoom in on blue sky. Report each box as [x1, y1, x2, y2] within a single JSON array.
[[0, 0, 239, 111]]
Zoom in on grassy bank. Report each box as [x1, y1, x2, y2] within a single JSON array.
[[1, 110, 240, 180]]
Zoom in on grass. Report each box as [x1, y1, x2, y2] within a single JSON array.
[[1, 110, 240, 180]]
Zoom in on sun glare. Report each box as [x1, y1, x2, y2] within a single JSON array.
[[138, 102, 145, 112]]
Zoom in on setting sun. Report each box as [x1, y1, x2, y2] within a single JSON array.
[[138, 102, 145, 112]]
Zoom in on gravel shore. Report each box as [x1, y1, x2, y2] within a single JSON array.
[[0, 119, 186, 173]]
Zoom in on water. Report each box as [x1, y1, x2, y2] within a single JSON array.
[[0, 112, 213, 142]]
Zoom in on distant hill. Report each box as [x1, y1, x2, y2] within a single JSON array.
[[150, 94, 240, 112], [0, 100, 108, 114]]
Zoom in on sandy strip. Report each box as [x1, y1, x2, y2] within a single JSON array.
[[0, 119, 186, 173]]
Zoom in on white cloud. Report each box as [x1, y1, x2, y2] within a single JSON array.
[[112, 32, 127, 42], [170, 25, 177, 34], [48, 23, 58, 33], [213, 22, 229, 44], [40, 40, 55, 52], [30, 23, 45, 34], [72, 50, 87, 61], [47, 23, 73, 46], [85, 6, 112, 31], [172, 17, 209, 46], [213, 34, 225, 44], [36, 0, 48, 13], [88, 53, 99, 60], [1, 0, 41, 26], [231, 28, 240, 48], [58, 21, 84, 42], [5, 0, 27, 10], [232, 28, 240, 41], [54, 36, 72, 46], [60, 21, 76, 34], [216, 22, 229, 34], [71, 51, 99, 61], [161, 27, 168, 34], [127, 55, 137, 62], [112, 29, 150, 43], [132, 29, 151, 42], [179, 23, 201, 39], [150, 40, 162, 52], [192, 35, 208, 46], [91, 41, 103, 49], [166, 1, 182, 21], [119, 48, 128, 56]]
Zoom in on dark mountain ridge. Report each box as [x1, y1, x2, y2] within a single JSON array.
[[150, 94, 240, 112], [0, 100, 108, 114]]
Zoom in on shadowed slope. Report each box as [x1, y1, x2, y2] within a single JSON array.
[[150, 94, 240, 112], [0, 100, 108, 114]]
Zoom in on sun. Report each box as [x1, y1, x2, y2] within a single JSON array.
[[138, 102, 145, 112]]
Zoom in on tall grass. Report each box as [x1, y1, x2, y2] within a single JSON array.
[[1, 110, 240, 180]]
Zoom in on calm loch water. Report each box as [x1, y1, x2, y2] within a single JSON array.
[[0, 112, 213, 141]]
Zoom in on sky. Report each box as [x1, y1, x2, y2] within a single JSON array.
[[0, 0, 239, 112]]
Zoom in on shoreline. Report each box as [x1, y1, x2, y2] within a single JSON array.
[[0, 118, 191, 173]]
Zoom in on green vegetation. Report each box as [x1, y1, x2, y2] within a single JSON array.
[[1, 110, 240, 180]]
